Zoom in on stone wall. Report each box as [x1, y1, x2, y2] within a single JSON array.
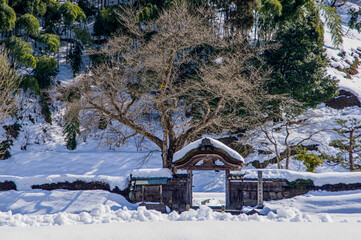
[[241, 178, 346, 206]]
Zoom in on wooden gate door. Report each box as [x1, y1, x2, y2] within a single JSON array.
[[228, 180, 243, 210]]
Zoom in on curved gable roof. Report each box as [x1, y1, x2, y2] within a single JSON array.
[[173, 137, 244, 170]]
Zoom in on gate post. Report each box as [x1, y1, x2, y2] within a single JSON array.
[[226, 170, 230, 209], [186, 170, 193, 206], [257, 171, 264, 209]]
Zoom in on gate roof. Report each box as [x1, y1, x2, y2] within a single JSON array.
[[172, 138, 244, 171]]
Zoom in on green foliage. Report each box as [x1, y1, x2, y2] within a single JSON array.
[[138, 3, 158, 22], [0, 139, 13, 160], [329, 118, 361, 171], [6, 36, 38, 68], [89, 52, 109, 66], [348, 7, 361, 32], [94, 7, 121, 37], [257, 0, 282, 38], [35, 55, 57, 89], [0, 3, 16, 31], [63, 110, 80, 150], [295, 147, 324, 172], [278, 0, 313, 23], [320, 5, 343, 48], [36, 55, 57, 72], [39, 91, 52, 124], [73, 26, 93, 47], [17, 13, 40, 36], [265, 12, 339, 107], [261, 0, 282, 16], [9, 0, 47, 16], [287, 179, 315, 190], [38, 33, 60, 53], [66, 41, 83, 77], [20, 75, 40, 94], [78, 0, 97, 17], [60, 1, 85, 26], [211, 0, 260, 35], [43, 0, 61, 33]]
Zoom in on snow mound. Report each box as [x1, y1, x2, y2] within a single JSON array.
[[0, 205, 328, 227]]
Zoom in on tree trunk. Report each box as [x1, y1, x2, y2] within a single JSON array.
[[162, 142, 177, 169], [285, 146, 290, 170]]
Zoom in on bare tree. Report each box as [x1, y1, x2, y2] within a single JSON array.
[[67, 3, 272, 168], [330, 118, 361, 171], [258, 115, 326, 169], [0, 47, 19, 125]]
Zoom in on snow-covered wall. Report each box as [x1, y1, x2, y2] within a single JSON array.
[[240, 169, 361, 187]]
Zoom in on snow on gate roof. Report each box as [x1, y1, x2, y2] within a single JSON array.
[[173, 137, 244, 171]]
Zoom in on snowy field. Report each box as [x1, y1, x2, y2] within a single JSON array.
[[2, 221, 361, 240], [0, 189, 361, 224]]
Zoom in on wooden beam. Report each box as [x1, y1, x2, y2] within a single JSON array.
[[142, 185, 145, 203], [186, 170, 193, 206], [226, 170, 230, 209], [160, 185, 163, 203]]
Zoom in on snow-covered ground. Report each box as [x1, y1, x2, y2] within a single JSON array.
[[0, 188, 361, 226], [3, 221, 361, 240], [0, 189, 361, 239]]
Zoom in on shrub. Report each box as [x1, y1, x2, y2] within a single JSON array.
[[295, 147, 324, 172]]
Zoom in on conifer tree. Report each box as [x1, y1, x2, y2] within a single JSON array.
[[0, 2, 16, 31], [17, 13, 40, 37], [6, 36, 38, 68], [330, 118, 361, 171], [63, 108, 80, 150], [265, 10, 338, 108], [66, 41, 83, 77]]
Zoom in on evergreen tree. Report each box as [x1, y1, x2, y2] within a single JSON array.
[[0, 2, 16, 31], [348, 7, 361, 32], [6, 36, 38, 68], [43, 0, 62, 33], [265, 11, 338, 108], [66, 41, 83, 77], [330, 118, 361, 171], [38, 33, 61, 54], [211, 0, 259, 38], [17, 13, 40, 37], [35, 55, 57, 89], [319, 4, 343, 48], [63, 108, 80, 150]]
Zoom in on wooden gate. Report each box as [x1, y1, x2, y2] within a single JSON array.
[[172, 138, 245, 210]]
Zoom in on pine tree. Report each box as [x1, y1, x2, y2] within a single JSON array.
[[63, 109, 80, 150], [0, 2, 16, 31], [66, 41, 83, 77], [330, 118, 361, 171], [38, 34, 60, 54], [17, 13, 40, 37], [265, 10, 338, 108]]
